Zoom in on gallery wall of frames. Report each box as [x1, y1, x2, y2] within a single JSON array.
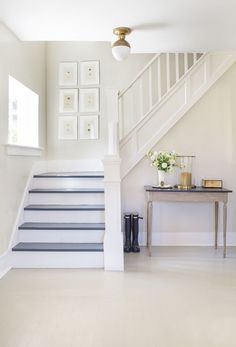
[[58, 61, 100, 140]]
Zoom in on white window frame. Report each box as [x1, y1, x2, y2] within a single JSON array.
[[6, 76, 43, 156]]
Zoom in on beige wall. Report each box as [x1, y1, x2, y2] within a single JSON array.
[[46, 42, 153, 159], [122, 63, 236, 245], [0, 25, 46, 254]]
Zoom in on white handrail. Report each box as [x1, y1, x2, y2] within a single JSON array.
[[119, 53, 160, 98]]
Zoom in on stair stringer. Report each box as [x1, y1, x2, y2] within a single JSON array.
[[120, 53, 236, 178]]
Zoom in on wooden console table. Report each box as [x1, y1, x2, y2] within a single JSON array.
[[145, 186, 232, 258]]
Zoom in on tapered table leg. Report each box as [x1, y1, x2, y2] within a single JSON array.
[[215, 201, 219, 249], [147, 201, 153, 256], [223, 202, 227, 258]]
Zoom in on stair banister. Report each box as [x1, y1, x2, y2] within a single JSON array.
[[118, 52, 236, 178]]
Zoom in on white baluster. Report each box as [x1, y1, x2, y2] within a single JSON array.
[[166, 53, 170, 91], [157, 56, 161, 100], [118, 97, 123, 140], [193, 53, 197, 64], [175, 53, 179, 82], [140, 79, 144, 118], [184, 53, 188, 73], [149, 67, 153, 109]]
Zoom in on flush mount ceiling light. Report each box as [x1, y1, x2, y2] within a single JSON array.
[[112, 27, 131, 61]]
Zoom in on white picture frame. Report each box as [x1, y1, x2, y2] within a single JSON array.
[[59, 62, 78, 86], [79, 115, 99, 140], [58, 116, 78, 140], [79, 88, 99, 113], [59, 89, 78, 113], [80, 61, 100, 86]]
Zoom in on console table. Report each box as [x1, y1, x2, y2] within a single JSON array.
[[145, 186, 232, 258]]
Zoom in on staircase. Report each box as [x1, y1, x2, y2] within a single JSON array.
[[119, 52, 236, 177], [11, 170, 106, 268], [6, 52, 236, 273]]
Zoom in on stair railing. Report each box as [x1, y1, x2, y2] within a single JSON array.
[[118, 53, 203, 140]]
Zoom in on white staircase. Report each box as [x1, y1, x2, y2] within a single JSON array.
[[11, 167, 106, 268], [6, 52, 236, 273], [119, 52, 236, 177]]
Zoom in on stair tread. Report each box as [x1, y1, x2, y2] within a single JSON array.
[[12, 242, 104, 252], [19, 222, 105, 230], [34, 172, 104, 178], [29, 188, 104, 193], [24, 204, 105, 211]]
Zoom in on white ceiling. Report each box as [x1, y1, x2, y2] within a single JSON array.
[[1, 0, 236, 52]]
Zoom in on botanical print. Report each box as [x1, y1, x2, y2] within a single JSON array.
[[59, 89, 78, 113], [58, 116, 78, 140], [79, 88, 99, 113], [59, 62, 77, 86], [79, 115, 99, 139], [80, 61, 100, 85]]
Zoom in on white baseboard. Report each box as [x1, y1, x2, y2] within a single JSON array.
[[0, 252, 11, 279], [139, 232, 236, 246]]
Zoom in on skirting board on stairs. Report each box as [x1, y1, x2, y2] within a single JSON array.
[[0, 252, 11, 279], [139, 232, 236, 246]]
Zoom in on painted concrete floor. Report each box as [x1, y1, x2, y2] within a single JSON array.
[[0, 247, 236, 347]]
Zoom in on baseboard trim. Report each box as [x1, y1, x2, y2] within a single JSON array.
[[0, 252, 11, 279], [139, 232, 236, 246]]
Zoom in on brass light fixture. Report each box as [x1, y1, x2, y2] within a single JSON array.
[[112, 27, 131, 61]]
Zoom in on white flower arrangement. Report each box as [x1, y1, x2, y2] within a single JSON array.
[[147, 149, 177, 172]]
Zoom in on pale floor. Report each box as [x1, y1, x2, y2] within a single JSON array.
[[1, 247, 236, 347]]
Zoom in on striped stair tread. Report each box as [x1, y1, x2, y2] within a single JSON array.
[[12, 242, 104, 252], [19, 222, 105, 230], [24, 204, 105, 211], [29, 188, 104, 194], [34, 172, 104, 178]]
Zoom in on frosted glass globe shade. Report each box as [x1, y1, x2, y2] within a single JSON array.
[[112, 45, 131, 61]]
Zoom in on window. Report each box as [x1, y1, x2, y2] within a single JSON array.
[[8, 76, 39, 148]]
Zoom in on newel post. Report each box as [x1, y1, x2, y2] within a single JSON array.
[[103, 89, 124, 271]]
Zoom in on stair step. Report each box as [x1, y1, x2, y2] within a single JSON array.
[[34, 172, 104, 178], [29, 188, 104, 194], [12, 242, 103, 252], [24, 204, 105, 211], [19, 222, 105, 230]]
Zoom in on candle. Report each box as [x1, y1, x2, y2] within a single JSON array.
[[180, 172, 192, 186]]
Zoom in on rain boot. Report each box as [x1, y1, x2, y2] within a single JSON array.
[[132, 213, 143, 252], [124, 214, 132, 252]]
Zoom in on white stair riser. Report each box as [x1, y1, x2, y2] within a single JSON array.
[[24, 210, 105, 223], [28, 193, 104, 205], [31, 178, 104, 189], [12, 251, 104, 268], [18, 230, 104, 243]]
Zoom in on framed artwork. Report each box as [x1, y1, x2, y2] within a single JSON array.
[[58, 116, 78, 140], [59, 89, 78, 113], [79, 88, 99, 113], [59, 62, 78, 86], [79, 115, 99, 140], [80, 61, 100, 86]]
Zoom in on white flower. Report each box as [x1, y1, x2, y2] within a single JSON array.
[[169, 159, 175, 165], [150, 155, 155, 161], [161, 162, 167, 169]]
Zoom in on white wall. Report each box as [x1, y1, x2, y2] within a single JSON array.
[[0, 24, 46, 254], [46, 42, 153, 159], [122, 63, 236, 246]]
